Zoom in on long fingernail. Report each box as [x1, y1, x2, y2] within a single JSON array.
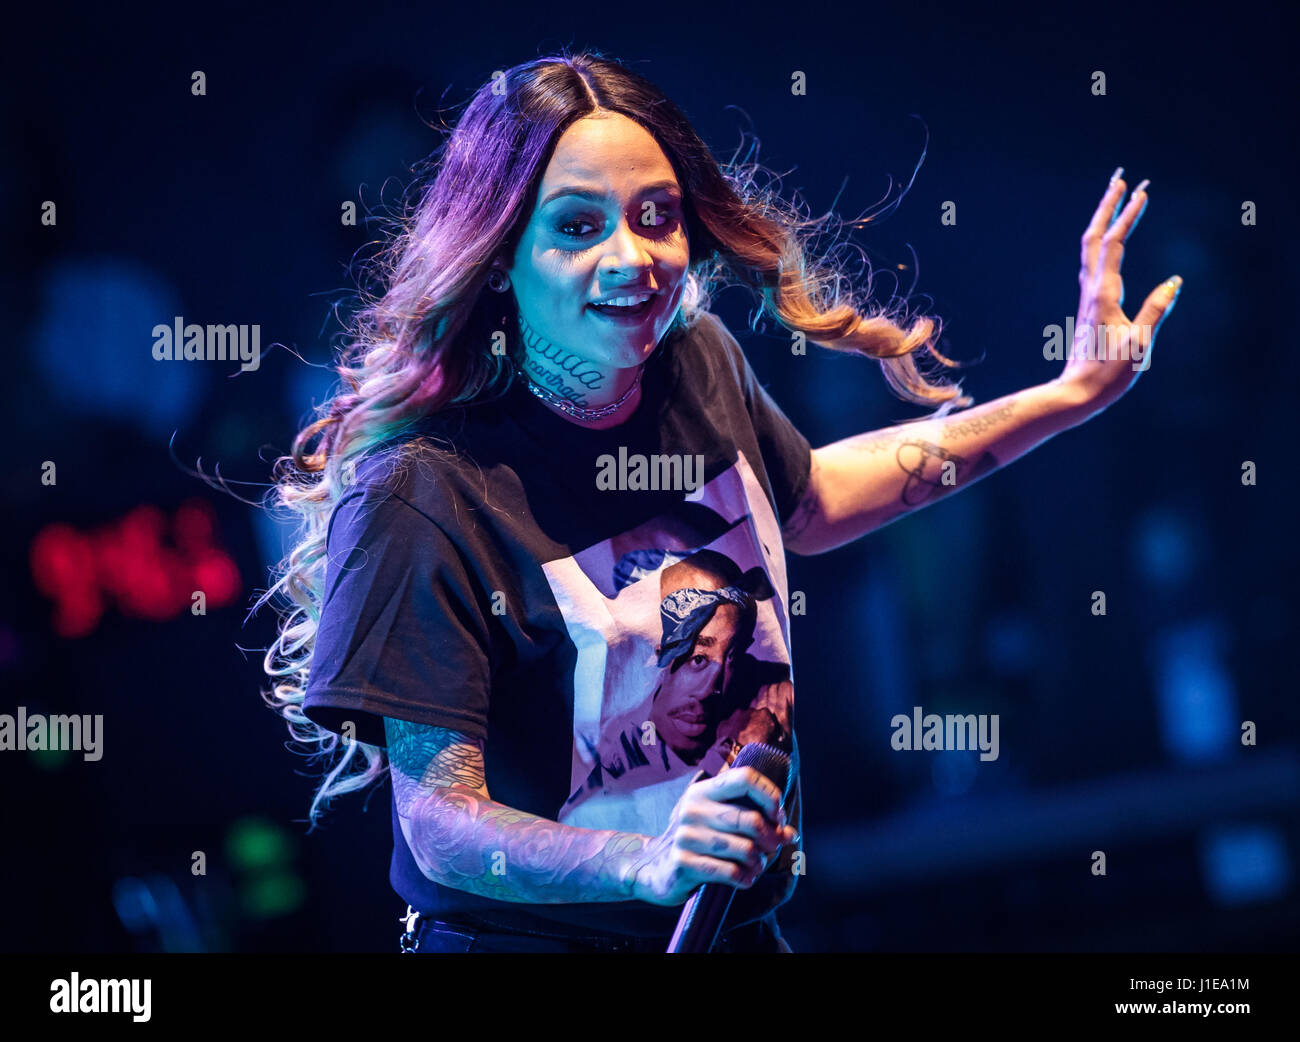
[[1134, 178, 1150, 194], [1164, 275, 1183, 295], [1110, 166, 1124, 184]]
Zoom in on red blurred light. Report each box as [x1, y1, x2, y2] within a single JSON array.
[[29, 499, 243, 637]]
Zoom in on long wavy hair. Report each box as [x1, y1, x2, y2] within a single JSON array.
[[257, 49, 973, 830]]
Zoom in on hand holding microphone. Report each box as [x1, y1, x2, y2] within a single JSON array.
[[626, 751, 796, 909]]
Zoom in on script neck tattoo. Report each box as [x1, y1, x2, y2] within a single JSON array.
[[516, 313, 611, 410]]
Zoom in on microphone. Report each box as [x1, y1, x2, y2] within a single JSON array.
[[665, 742, 791, 953]]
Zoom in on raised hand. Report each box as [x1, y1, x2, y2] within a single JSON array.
[[1057, 167, 1183, 415]]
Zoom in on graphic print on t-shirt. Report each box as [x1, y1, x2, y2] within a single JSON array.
[[546, 449, 795, 836]]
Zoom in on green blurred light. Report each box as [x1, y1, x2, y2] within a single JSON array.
[[239, 871, 306, 918], [30, 747, 70, 771], [226, 817, 292, 870]]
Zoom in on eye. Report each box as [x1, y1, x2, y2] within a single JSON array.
[[639, 204, 678, 230], [556, 215, 599, 241]]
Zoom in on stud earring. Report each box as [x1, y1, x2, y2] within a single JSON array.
[[487, 267, 510, 293]]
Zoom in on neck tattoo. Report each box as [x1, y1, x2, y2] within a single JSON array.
[[515, 313, 643, 422]]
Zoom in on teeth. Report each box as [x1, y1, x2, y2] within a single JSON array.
[[594, 293, 652, 307]]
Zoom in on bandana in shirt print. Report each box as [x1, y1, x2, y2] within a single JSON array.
[[549, 448, 797, 834]]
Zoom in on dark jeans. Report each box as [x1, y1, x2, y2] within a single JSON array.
[[401, 908, 792, 953]]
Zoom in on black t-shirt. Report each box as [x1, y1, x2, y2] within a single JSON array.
[[302, 309, 813, 939]]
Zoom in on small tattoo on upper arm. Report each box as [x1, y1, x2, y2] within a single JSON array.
[[938, 401, 1016, 440], [895, 440, 997, 506]]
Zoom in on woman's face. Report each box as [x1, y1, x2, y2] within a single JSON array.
[[505, 112, 691, 376]]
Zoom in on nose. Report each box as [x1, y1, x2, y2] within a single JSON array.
[[600, 214, 654, 275], [702, 660, 725, 697]]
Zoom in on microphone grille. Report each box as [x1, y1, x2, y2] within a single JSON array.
[[730, 741, 791, 796]]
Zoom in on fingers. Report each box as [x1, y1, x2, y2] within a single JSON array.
[[707, 765, 783, 823], [1108, 177, 1150, 245], [1080, 169, 1150, 298], [676, 849, 758, 889], [1080, 169, 1128, 272], [676, 823, 772, 871], [1098, 178, 1150, 291], [684, 797, 795, 851], [1131, 276, 1184, 347]]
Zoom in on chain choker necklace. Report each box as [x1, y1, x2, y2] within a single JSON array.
[[518, 363, 643, 422], [513, 315, 646, 422]]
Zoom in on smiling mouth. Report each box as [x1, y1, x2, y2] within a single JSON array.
[[588, 293, 655, 319]]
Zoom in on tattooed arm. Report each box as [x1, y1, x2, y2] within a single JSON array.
[[781, 380, 1095, 555], [385, 717, 652, 903]]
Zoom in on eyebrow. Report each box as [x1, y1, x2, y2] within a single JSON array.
[[540, 180, 682, 207]]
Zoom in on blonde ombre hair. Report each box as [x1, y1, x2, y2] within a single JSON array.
[[256, 49, 971, 829]]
